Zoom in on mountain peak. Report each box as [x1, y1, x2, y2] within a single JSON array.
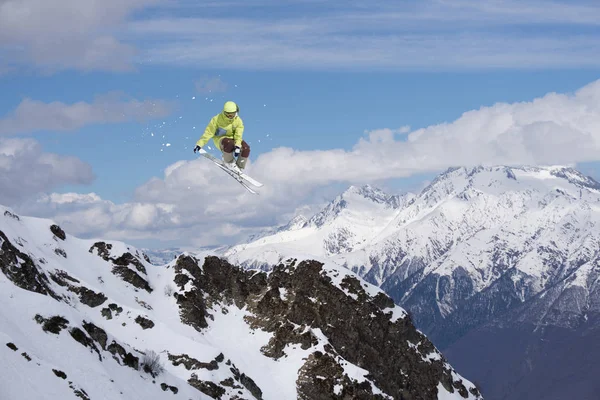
[[420, 165, 600, 202], [343, 184, 395, 203], [309, 185, 403, 228]]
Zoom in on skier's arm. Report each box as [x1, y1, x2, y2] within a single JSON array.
[[196, 116, 218, 147], [234, 118, 245, 147]]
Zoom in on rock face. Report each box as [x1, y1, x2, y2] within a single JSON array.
[[0, 230, 58, 299], [174, 255, 481, 399], [89, 242, 153, 293]]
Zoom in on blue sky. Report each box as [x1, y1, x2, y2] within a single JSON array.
[[1, 0, 599, 249]]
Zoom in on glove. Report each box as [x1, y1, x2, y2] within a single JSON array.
[[234, 146, 241, 157], [193, 145, 201, 153]]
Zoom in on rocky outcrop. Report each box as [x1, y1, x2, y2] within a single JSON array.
[[89, 242, 152, 292], [89, 242, 150, 273], [188, 376, 226, 399], [4, 210, 20, 220], [168, 353, 222, 371], [50, 224, 66, 241], [82, 322, 108, 350], [35, 315, 69, 334], [135, 315, 155, 330], [173, 255, 481, 400], [168, 350, 261, 398], [111, 266, 152, 293], [0, 230, 58, 299], [160, 383, 179, 394], [89, 242, 114, 261], [101, 303, 123, 320]]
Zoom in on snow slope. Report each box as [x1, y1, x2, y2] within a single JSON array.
[[0, 205, 480, 399]]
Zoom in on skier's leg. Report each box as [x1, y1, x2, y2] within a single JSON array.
[[236, 141, 251, 169], [219, 138, 235, 163]]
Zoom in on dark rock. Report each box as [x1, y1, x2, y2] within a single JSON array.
[[69, 328, 102, 361], [101, 303, 124, 319], [372, 292, 394, 309], [54, 248, 67, 258], [188, 376, 226, 399], [135, 297, 153, 310], [220, 378, 242, 389], [112, 266, 152, 293], [160, 383, 179, 394], [0, 230, 59, 299], [168, 353, 220, 371], [6, 342, 17, 351], [50, 224, 66, 241], [172, 256, 211, 330], [50, 270, 80, 286], [52, 369, 67, 379], [230, 365, 263, 400], [89, 242, 148, 276], [68, 383, 90, 400], [107, 341, 139, 370], [101, 308, 113, 320], [75, 287, 107, 308], [82, 322, 108, 350], [4, 210, 20, 220], [340, 275, 370, 302], [109, 303, 123, 313], [35, 315, 69, 334], [176, 256, 480, 400], [113, 252, 147, 275], [173, 273, 190, 289], [21, 352, 31, 361], [135, 315, 155, 330], [297, 351, 385, 400], [89, 242, 113, 261], [260, 321, 318, 359]]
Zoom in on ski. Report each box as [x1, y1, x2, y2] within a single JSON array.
[[198, 149, 262, 194], [198, 150, 263, 187], [214, 162, 258, 194]]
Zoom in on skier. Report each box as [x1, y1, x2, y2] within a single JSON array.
[[193, 101, 250, 171]]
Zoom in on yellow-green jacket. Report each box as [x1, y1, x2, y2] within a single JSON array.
[[195, 112, 244, 149]]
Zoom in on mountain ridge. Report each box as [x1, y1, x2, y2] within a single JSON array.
[[0, 205, 480, 399], [223, 163, 600, 399]]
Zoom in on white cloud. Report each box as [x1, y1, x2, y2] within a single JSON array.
[[0, 138, 95, 204], [14, 79, 600, 247], [129, 1, 600, 70], [2, 0, 599, 72], [248, 79, 600, 184], [0, 0, 160, 72], [0, 92, 173, 135]]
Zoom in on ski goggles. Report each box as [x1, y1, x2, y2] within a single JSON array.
[[224, 111, 236, 118]]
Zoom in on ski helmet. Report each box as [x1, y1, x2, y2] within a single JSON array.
[[223, 101, 238, 119], [223, 101, 237, 112]]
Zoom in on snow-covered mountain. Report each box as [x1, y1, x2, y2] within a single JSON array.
[[0, 206, 481, 400], [227, 165, 600, 333], [225, 165, 600, 399], [142, 245, 229, 265], [226, 184, 412, 270]]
